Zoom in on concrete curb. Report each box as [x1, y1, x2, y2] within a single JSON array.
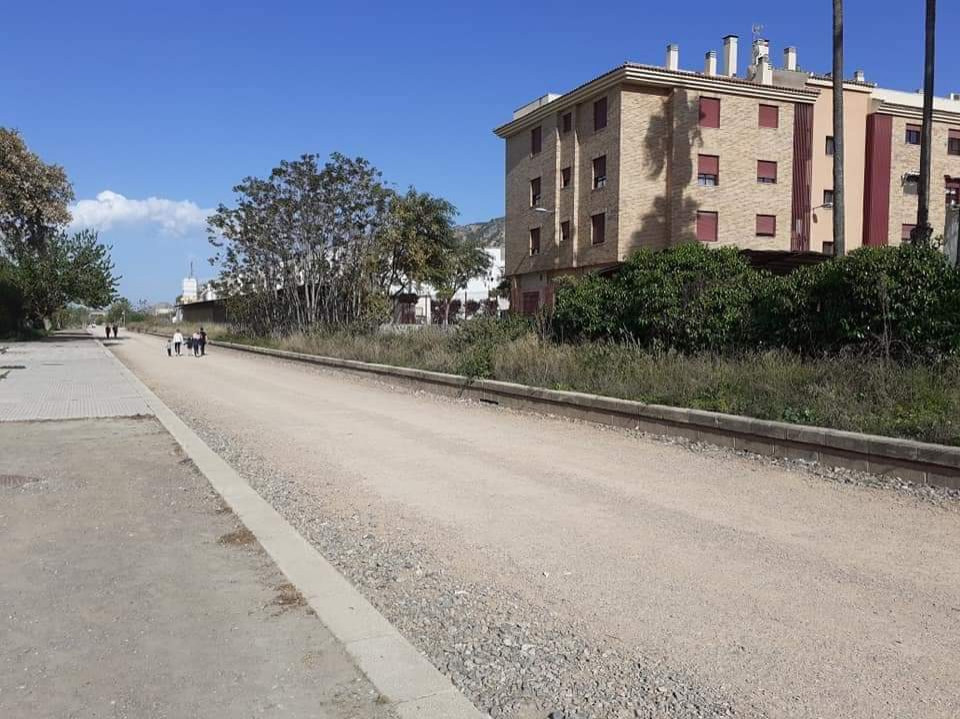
[[135, 329, 960, 491], [98, 336, 487, 719]]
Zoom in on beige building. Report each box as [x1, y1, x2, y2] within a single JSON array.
[[495, 36, 960, 313]]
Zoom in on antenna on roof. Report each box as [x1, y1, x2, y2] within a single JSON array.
[[190, 260, 194, 278], [752, 23, 764, 43]]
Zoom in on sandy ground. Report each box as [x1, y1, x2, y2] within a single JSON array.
[[0, 416, 393, 719], [112, 331, 960, 719]]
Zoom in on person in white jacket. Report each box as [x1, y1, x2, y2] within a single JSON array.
[[172, 329, 184, 356]]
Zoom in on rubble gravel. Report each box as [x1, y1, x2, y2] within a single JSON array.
[[161, 378, 957, 719]]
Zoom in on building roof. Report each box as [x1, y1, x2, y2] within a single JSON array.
[[494, 62, 820, 137]]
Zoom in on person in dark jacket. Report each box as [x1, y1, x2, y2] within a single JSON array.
[[112, 324, 119, 338], [199, 327, 207, 356], [104, 324, 110, 339]]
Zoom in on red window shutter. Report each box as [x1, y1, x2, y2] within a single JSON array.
[[696, 211, 718, 241], [757, 160, 778, 182], [591, 212, 606, 244], [699, 97, 720, 128], [698, 154, 719, 175], [759, 104, 779, 128], [756, 214, 776, 236], [594, 97, 607, 130]]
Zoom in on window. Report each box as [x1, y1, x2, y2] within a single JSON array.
[[699, 97, 720, 128], [696, 211, 718, 242], [903, 173, 919, 195], [530, 177, 541, 207], [560, 220, 571, 243], [529, 227, 541, 256], [591, 212, 606, 245], [531, 126, 542, 155], [757, 160, 778, 184], [697, 154, 719, 186], [822, 241, 835, 256], [756, 214, 777, 237], [949, 129, 960, 156], [905, 124, 921, 145], [592, 155, 607, 189], [901, 224, 916, 241], [561, 112, 572, 134], [947, 177, 960, 206], [825, 136, 835, 155], [759, 104, 779, 128], [823, 190, 834, 207], [593, 97, 607, 131], [561, 166, 572, 188]]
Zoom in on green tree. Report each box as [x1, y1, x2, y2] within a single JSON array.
[[0, 128, 74, 255], [378, 189, 457, 296], [434, 239, 492, 326], [106, 297, 133, 324], [13, 229, 118, 324]]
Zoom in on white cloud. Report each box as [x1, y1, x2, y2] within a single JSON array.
[[69, 190, 212, 235]]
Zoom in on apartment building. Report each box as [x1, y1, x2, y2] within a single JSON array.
[[495, 36, 960, 313]]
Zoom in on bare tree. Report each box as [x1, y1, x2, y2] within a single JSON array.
[[832, 0, 846, 256], [913, 0, 937, 245]]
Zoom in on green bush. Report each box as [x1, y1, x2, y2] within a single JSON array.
[[556, 242, 960, 359]]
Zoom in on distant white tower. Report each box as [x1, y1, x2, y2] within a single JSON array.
[[181, 261, 198, 303]]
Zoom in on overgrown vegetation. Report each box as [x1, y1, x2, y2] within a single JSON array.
[[148, 242, 960, 446], [554, 242, 960, 359]]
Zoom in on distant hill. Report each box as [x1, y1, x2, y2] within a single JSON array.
[[454, 216, 504, 248]]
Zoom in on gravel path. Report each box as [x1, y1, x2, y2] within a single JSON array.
[[110, 333, 960, 719]]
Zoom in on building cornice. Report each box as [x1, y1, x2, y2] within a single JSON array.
[[493, 63, 820, 138], [806, 77, 876, 94], [875, 102, 960, 126]]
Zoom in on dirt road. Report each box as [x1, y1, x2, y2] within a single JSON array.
[[111, 331, 960, 719]]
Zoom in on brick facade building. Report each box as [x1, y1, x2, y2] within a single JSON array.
[[495, 36, 960, 313]]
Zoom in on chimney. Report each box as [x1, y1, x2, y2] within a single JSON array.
[[666, 44, 679, 71], [759, 56, 773, 85], [951, 93, 960, 101], [784, 46, 798, 71], [854, 69, 865, 82], [722, 35, 739, 77], [704, 50, 717, 76]]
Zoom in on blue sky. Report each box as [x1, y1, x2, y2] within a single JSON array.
[[2, 1, 957, 302]]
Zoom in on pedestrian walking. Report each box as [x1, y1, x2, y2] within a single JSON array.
[[104, 324, 110, 339], [166, 339, 173, 357], [199, 327, 207, 356], [112, 324, 118, 339], [173, 329, 183, 356], [192, 330, 202, 357]]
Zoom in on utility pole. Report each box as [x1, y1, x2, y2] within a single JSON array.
[[832, 0, 846, 256], [913, 0, 937, 244]]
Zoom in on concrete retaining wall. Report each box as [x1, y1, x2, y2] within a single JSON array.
[[139, 330, 960, 490]]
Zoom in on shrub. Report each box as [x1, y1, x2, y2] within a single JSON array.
[[556, 242, 960, 359], [556, 243, 764, 352]]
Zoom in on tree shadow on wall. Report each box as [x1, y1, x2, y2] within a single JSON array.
[[631, 90, 703, 251]]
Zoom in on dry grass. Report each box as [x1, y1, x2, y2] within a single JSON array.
[[139, 318, 960, 447]]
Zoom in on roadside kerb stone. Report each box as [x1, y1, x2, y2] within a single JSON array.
[[137, 330, 960, 488], [103, 336, 487, 719]]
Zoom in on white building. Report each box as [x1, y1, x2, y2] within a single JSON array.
[[181, 276, 198, 303]]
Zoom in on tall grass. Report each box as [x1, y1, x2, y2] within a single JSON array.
[[179, 322, 960, 447]]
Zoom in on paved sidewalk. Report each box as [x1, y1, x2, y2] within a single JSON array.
[[0, 332, 149, 421], [0, 333, 394, 718]]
